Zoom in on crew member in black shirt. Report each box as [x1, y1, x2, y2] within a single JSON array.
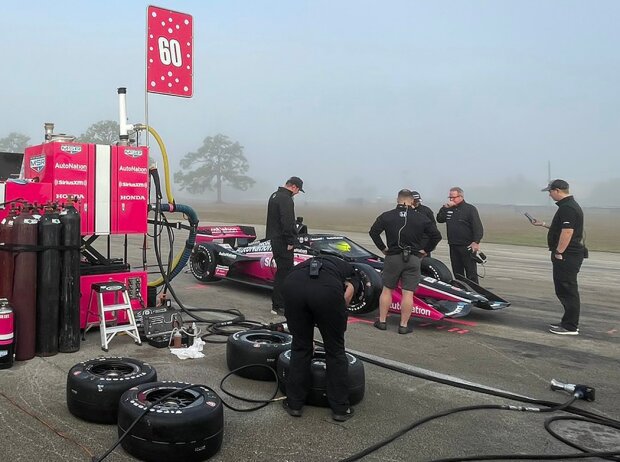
[[266, 176, 304, 315], [369, 189, 442, 334], [281, 255, 356, 421], [436, 187, 484, 283], [411, 190, 438, 257], [531, 179, 585, 335]]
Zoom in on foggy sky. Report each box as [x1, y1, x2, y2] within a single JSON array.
[[1, 1, 618, 206]]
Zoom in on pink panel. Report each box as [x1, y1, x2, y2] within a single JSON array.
[[112, 146, 149, 234], [79, 271, 147, 329]]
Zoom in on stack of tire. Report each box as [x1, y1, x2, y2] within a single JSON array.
[[66, 357, 223, 461], [226, 330, 365, 407]]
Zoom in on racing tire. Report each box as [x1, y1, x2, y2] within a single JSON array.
[[118, 381, 224, 462], [277, 348, 365, 407], [66, 357, 157, 424], [421, 257, 453, 283], [347, 263, 382, 315], [226, 330, 293, 381], [189, 244, 220, 282]]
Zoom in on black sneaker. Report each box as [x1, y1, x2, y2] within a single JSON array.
[[271, 307, 285, 316], [549, 323, 561, 329], [549, 326, 579, 335], [373, 320, 387, 331], [282, 400, 302, 417], [332, 407, 354, 422], [398, 325, 413, 334]]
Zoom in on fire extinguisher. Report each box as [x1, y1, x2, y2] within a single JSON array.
[[0, 298, 15, 369]]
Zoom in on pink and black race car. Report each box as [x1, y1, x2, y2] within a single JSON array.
[[189, 222, 509, 321]]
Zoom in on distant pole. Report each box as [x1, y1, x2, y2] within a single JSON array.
[[547, 160, 552, 205]]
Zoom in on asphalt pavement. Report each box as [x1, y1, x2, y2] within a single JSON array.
[[1, 229, 619, 462]]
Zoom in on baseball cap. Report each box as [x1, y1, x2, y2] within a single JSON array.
[[541, 179, 569, 191], [287, 176, 305, 192], [411, 191, 421, 200]]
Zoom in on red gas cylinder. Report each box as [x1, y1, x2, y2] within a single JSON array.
[[0, 298, 15, 369], [11, 207, 39, 361]]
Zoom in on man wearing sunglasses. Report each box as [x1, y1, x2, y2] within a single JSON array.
[[436, 187, 484, 283]]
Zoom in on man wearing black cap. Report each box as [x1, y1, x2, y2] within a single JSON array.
[[411, 191, 438, 257], [530, 179, 585, 335], [266, 176, 304, 315]]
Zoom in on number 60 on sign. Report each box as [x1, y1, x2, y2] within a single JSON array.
[[146, 6, 193, 98]]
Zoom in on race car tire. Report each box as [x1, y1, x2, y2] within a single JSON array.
[[277, 348, 365, 407], [66, 357, 157, 424], [421, 257, 453, 283], [117, 381, 224, 462], [226, 330, 293, 381], [189, 244, 220, 282], [347, 263, 382, 315]]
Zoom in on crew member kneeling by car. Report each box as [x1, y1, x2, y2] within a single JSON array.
[[281, 255, 356, 422]]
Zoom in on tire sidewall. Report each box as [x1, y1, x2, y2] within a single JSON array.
[[118, 381, 224, 462], [227, 330, 293, 381], [66, 357, 157, 424], [277, 349, 365, 406], [347, 263, 382, 314], [421, 257, 453, 283], [189, 244, 219, 282]]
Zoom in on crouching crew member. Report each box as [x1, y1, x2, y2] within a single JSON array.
[[369, 189, 442, 334], [281, 255, 356, 422]]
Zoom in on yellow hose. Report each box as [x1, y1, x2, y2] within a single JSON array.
[[134, 124, 183, 287], [145, 125, 175, 205]]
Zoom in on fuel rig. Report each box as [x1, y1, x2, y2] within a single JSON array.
[[0, 88, 198, 368]]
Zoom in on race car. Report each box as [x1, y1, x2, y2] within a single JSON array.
[[189, 223, 510, 321]]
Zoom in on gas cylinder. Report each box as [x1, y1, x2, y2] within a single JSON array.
[[0, 207, 18, 299], [11, 206, 39, 361], [36, 207, 62, 356], [0, 298, 15, 369], [58, 201, 81, 353]]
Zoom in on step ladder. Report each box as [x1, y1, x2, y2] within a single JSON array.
[[83, 281, 142, 352]]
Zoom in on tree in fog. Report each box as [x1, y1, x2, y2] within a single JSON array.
[[174, 134, 255, 203], [78, 120, 121, 145], [0, 132, 30, 152]]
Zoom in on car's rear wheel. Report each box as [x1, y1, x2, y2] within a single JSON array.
[[189, 244, 219, 282]]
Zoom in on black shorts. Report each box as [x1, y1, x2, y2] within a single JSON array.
[[382, 254, 421, 291]]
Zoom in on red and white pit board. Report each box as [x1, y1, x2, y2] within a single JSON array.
[[147, 5, 193, 97]]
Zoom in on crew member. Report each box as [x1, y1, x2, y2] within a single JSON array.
[[436, 187, 484, 283], [281, 255, 356, 422], [531, 179, 585, 335], [266, 176, 304, 315], [411, 190, 437, 257], [369, 189, 442, 334]]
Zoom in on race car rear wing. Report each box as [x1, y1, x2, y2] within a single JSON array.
[[195, 225, 257, 247]]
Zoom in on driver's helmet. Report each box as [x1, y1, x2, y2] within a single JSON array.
[[330, 240, 351, 253]]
